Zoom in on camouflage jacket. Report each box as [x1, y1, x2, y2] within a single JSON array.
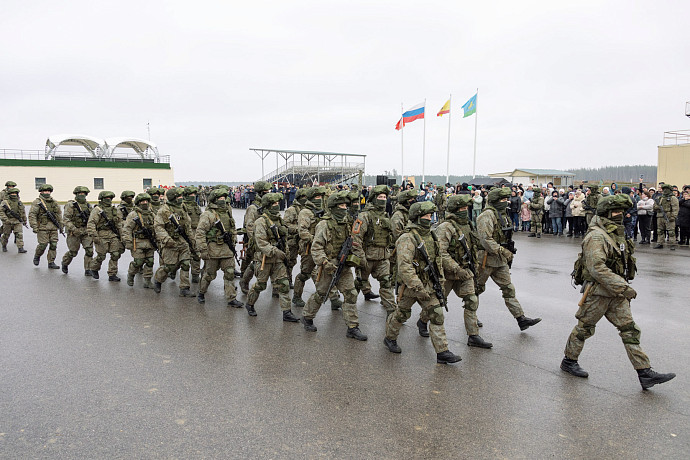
[[253, 213, 288, 263], [311, 216, 350, 266], [29, 196, 63, 232], [435, 214, 478, 281], [63, 200, 92, 236], [183, 199, 202, 229], [87, 204, 120, 239], [351, 204, 392, 261], [283, 202, 302, 240], [298, 202, 322, 252], [391, 204, 410, 243], [476, 206, 512, 268], [653, 195, 679, 220], [584, 192, 600, 214], [0, 198, 27, 225], [117, 202, 135, 228], [396, 223, 444, 292], [242, 200, 262, 239], [529, 195, 544, 215], [154, 203, 193, 248], [195, 204, 236, 259], [122, 206, 156, 250]]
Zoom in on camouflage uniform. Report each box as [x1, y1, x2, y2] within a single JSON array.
[[154, 188, 195, 296], [434, 185, 446, 223], [182, 186, 203, 282], [148, 188, 164, 216], [0, 187, 27, 252], [195, 189, 242, 306], [384, 202, 461, 363], [391, 189, 418, 288], [283, 188, 307, 286], [86, 191, 122, 280], [653, 184, 679, 250], [584, 185, 601, 225], [121, 193, 156, 287], [61, 186, 94, 274], [528, 189, 544, 237], [239, 181, 272, 293], [0, 181, 17, 205], [28, 185, 63, 267]]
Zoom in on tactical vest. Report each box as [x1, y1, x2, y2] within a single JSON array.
[[658, 195, 675, 213], [409, 228, 440, 283], [443, 219, 474, 266], [5, 199, 23, 215], [363, 209, 392, 247], [95, 205, 118, 232], [70, 200, 92, 227], [183, 201, 202, 228], [205, 209, 232, 243], [486, 206, 509, 244], [261, 214, 288, 245], [150, 201, 162, 214], [573, 225, 637, 285], [133, 209, 155, 238], [119, 203, 134, 220], [324, 217, 349, 259], [585, 193, 600, 212], [163, 205, 189, 239]]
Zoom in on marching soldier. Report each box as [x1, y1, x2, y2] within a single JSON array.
[[561, 195, 676, 390], [283, 187, 308, 289], [476, 187, 541, 332], [118, 190, 136, 221], [195, 189, 243, 307], [60, 186, 93, 275], [584, 184, 601, 226], [528, 187, 544, 238], [148, 187, 164, 215], [153, 188, 195, 296], [653, 183, 679, 250], [0, 187, 27, 253], [29, 184, 63, 269], [301, 191, 367, 340], [434, 185, 446, 223], [86, 191, 122, 281], [239, 181, 272, 294], [121, 193, 157, 288], [182, 186, 203, 282], [0, 181, 17, 204], [245, 193, 298, 321], [383, 202, 462, 364]]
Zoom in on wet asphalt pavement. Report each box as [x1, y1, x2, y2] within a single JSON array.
[[1, 208, 689, 459]]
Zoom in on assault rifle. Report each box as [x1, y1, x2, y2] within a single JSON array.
[[415, 240, 448, 312], [2, 203, 28, 228], [457, 233, 476, 277], [620, 242, 630, 283], [214, 220, 240, 264], [269, 223, 290, 270], [655, 198, 670, 224], [168, 214, 197, 257], [500, 216, 517, 268], [72, 202, 90, 226], [133, 216, 160, 254], [38, 200, 65, 235], [99, 209, 120, 238], [322, 236, 353, 305]]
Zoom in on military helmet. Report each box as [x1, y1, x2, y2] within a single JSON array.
[[487, 187, 511, 204], [348, 191, 360, 202], [409, 201, 437, 221], [209, 189, 228, 203], [532, 188, 542, 197], [98, 190, 116, 200], [295, 188, 307, 201], [370, 185, 390, 197], [261, 192, 283, 208], [73, 186, 90, 195], [391, 184, 400, 191], [397, 189, 418, 203], [446, 194, 472, 211], [148, 187, 162, 196], [327, 190, 350, 208], [120, 190, 135, 199], [5, 181, 17, 187], [38, 184, 53, 192], [661, 183, 673, 191], [166, 187, 182, 201], [307, 186, 327, 199], [588, 185, 599, 192], [437, 185, 444, 191], [254, 181, 272, 193], [134, 193, 151, 205], [7, 187, 19, 195], [596, 194, 632, 216], [183, 186, 198, 195]]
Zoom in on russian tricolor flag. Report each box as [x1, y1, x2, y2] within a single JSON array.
[[395, 102, 425, 130]]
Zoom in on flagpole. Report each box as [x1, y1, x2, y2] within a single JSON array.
[[422, 98, 426, 185], [472, 88, 478, 179], [446, 94, 451, 185], [400, 102, 404, 185]]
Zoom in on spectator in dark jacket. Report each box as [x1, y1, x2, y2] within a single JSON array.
[[509, 190, 521, 231], [564, 191, 574, 236], [678, 190, 690, 246], [546, 190, 565, 236], [621, 187, 638, 240]]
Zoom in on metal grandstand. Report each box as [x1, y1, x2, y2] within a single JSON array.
[[251, 148, 365, 186]]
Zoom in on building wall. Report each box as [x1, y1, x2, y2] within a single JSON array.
[[658, 145, 690, 187], [0, 160, 174, 202]]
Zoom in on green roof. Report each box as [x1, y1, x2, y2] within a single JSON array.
[[0, 158, 170, 169]]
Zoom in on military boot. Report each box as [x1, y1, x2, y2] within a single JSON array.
[[197, 293, 205, 304], [330, 297, 343, 310], [143, 278, 152, 289], [33, 255, 40, 266], [179, 287, 193, 297], [467, 335, 493, 349], [560, 357, 588, 378], [153, 281, 161, 293], [528, 233, 537, 237], [517, 315, 542, 331], [301, 317, 317, 332], [61, 263, 69, 274], [637, 368, 676, 390], [292, 296, 305, 308], [239, 280, 249, 294], [191, 274, 199, 284], [436, 350, 462, 364], [227, 299, 244, 308], [283, 310, 299, 322], [85, 270, 92, 276], [91, 271, 100, 280], [48, 262, 60, 269], [653, 243, 664, 249], [2, 245, 6, 252], [477, 319, 483, 328], [346, 327, 367, 341], [364, 292, 380, 301], [108, 275, 121, 282], [18, 247, 27, 253], [234, 270, 241, 278], [245, 304, 257, 316], [127, 274, 135, 286], [537, 233, 541, 238], [383, 337, 401, 353], [289, 279, 294, 289], [417, 319, 430, 337]]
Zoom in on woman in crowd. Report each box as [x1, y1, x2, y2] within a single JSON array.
[[520, 200, 531, 232], [678, 189, 690, 247], [564, 191, 574, 237], [510, 190, 521, 231], [570, 189, 586, 238], [636, 190, 654, 245], [546, 190, 565, 236]]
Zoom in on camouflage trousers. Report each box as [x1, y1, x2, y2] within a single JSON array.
[[354, 267, 372, 296], [128, 247, 155, 279], [154, 240, 191, 289], [35, 229, 59, 263], [199, 257, 238, 302], [294, 254, 339, 302], [444, 277, 480, 336], [1, 222, 24, 249], [91, 236, 121, 276], [61, 230, 93, 270], [475, 264, 524, 318], [530, 212, 543, 234], [386, 282, 449, 353], [286, 237, 299, 280], [564, 292, 651, 369], [239, 245, 255, 291], [303, 265, 359, 328], [248, 259, 290, 311], [357, 258, 396, 313], [657, 217, 677, 248]]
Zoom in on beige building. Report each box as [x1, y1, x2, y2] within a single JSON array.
[[658, 131, 690, 187], [488, 168, 575, 187]]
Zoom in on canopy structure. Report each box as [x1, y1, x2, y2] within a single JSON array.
[[251, 148, 366, 186], [45, 134, 104, 159], [104, 137, 160, 160]]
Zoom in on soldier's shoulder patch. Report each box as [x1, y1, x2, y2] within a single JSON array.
[[352, 218, 363, 234]]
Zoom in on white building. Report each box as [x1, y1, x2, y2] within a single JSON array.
[[488, 168, 575, 188]]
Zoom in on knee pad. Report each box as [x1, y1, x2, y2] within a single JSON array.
[[36, 243, 47, 252], [462, 295, 479, 312], [394, 308, 412, 323], [500, 283, 516, 299], [343, 288, 358, 304], [95, 253, 107, 262], [84, 248, 94, 257], [49, 241, 58, 250], [276, 277, 290, 294], [165, 264, 177, 274], [475, 283, 486, 296], [254, 281, 267, 292], [575, 321, 596, 341], [297, 271, 310, 282], [428, 306, 445, 325], [222, 267, 234, 281], [145, 257, 154, 267], [180, 260, 191, 271], [618, 321, 641, 345], [111, 251, 121, 260], [379, 274, 393, 289], [68, 250, 79, 258], [133, 258, 145, 268]]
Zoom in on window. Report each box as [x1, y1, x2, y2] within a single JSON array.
[[35, 177, 46, 189], [554, 177, 562, 186], [143, 178, 152, 189], [94, 178, 104, 190]]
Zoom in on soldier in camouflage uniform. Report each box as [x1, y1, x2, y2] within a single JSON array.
[[60, 186, 93, 275], [195, 189, 243, 307], [239, 181, 272, 294], [0, 181, 17, 205], [301, 191, 367, 340], [245, 193, 299, 322], [283, 187, 308, 289], [528, 187, 544, 238], [0, 187, 27, 253], [584, 185, 601, 226], [383, 201, 462, 364], [390, 189, 418, 302], [434, 185, 446, 223], [121, 193, 157, 288], [86, 191, 122, 281], [118, 190, 136, 221], [351, 184, 396, 314], [476, 188, 542, 332], [148, 188, 164, 215], [153, 188, 195, 296], [653, 183, 679, 250], [561, 195, 676, 390], [182, 186, 203, 281], [29, 184, 63, 269]]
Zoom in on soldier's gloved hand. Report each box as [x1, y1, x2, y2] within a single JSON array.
[[622, 285, 637, 300], [165, 239, 176, 248], [499, 247, 514, 262], [274, 249, 286, 260], [323, 261, 337, 275], [415, 289, 431, 302]]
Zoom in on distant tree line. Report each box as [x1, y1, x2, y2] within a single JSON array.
[[568, 165, 657, 183]]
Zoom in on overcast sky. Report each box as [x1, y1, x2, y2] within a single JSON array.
[[1, 1, 688, 182]]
